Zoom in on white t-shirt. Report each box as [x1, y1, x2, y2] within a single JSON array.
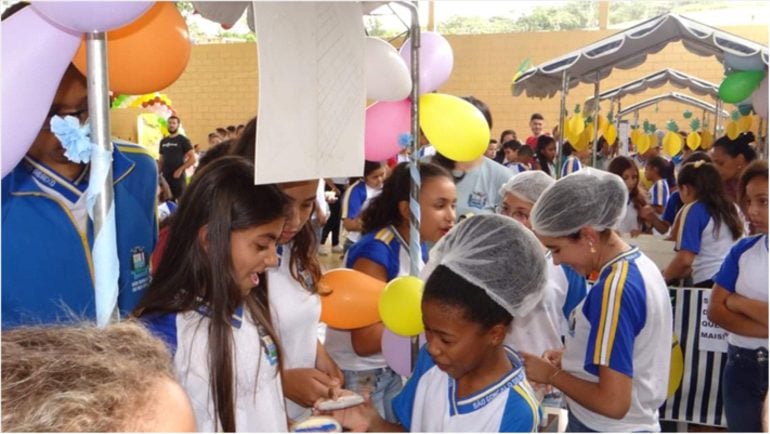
[[268, 244, 321, 421], [454, 158, 512, 218], [505, 252, 587, 356], [144, 308, 288, 432], [674, 201, 741, 284], [617, 199, 641, 235], [562, 247, 672, 432]]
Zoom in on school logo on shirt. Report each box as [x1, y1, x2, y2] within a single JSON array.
[[467, 191, 488, 210], [130, 246, 150, 292], [568, 308, 578, 337], [260, 332, 279, 366]]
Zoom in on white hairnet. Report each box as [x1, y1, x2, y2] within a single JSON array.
[[530, 168, 628, 238], [420, 214, 547, 318], [499, 171, 555, 205]]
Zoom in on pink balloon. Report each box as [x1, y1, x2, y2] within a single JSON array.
[[381, 329, 426, 377], [364, 99, 411, 161], [32, 1, 153, 33], [1, 8, 82, 177], [752, 77, 768, 120], [399, 31, 454, 95]]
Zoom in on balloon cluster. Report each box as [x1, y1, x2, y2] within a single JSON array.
[[719, 52, 767, 120], [318, 269, 426, 376], [1, 1, 190, 177], [364, 32, 490, 162]]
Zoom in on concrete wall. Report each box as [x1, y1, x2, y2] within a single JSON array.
[[111, 25, 768, 151]]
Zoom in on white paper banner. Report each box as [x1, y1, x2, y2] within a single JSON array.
[[698, 290, 728, 353], [618, 120, 630, 156], [253, 2, 365, 184]]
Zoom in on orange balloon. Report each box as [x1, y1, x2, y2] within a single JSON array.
[[319, 269, 385, 329], [72, 2, 190, 95]]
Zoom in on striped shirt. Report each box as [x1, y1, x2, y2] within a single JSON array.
[[561, 156, 583, 177]]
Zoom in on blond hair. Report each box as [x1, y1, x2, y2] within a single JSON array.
[[2, 320, 175, 432]]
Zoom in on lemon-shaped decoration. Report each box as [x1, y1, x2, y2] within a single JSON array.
[[668, 334, 684, 398], [686, 131, 702, 151], [566, 114, 585, 139], [701, 129, 713, 150], [738, 114, 753, 132], [597, 114, 609, 135], [662, 131, 683, 157], [630, 128, 643, 148], [603, 123, 618, 145], [636, 134, 651, 155], [726, 121, 740, 140]]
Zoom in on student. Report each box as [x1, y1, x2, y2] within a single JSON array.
[[496, 129, 516, 163], [607, 156, 648, 237], [325, 162, 456, 423], [711, 132, 757, 203], [501, 139, 521, 167], [708, 160, 768, 432], [641, 151, 712, 236], [534, 135, 557, 178], [485, 139, 499, 159], [524, 169, 673, 432], [1, 321, 196, 432], [645, 156, 673, 215], [497, 171, 587, 356], [526, 113, 545, 149], [560, 142, 590, 178], [341, 160, 386, 254], [268, 178, 344, 423], [513, 145, 534, 171], [326, 214, 547, 432], [136, 157, 291, 432], [662, 162, 744, 287]]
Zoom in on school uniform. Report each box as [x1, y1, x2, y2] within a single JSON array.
[[324, 226, 427, 422], [505, 162, 529, 176], [713, 234, 769, 432], [562, 247, 672, 432], [505, 252, 587, 356], [268, 244, 321, 422], [560, 156, 583, 178], [144, 306, 288, 432], [617, 198, 642, 235], [392, 345, 541, 432], [650, 179, 670, 210], [662, 191, 683, 225], [340, 179, 380, 249], [675, 201, 740, 286], [1, 143, 157, 327]]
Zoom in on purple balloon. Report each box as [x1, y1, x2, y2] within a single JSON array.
[[381, 329, 426, 377], [399, 31, 454, 95], [1, 8, 82, 177], [32, 1, 153, 33], [364, 99, 411, 161]]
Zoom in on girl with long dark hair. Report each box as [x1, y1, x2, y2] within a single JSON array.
[[608, 156, 648, 237]]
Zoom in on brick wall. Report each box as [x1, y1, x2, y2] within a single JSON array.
[[111, 24, 767, 151]]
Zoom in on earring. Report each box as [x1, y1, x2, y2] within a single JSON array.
[[589, 242, 596, 254]]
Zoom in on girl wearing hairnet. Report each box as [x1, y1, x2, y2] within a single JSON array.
[[325, 215, 547, 432], [522, 169, 673, 432], [324, 162, 456, 423], [497, 171, 587, 357]]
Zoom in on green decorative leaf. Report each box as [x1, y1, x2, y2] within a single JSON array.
[[650, 123, 657, 132], [690, 119, 700, 131], [607, 111, 614, 123], [585, 115, 593, 124], [643, 120, 651, 133], [683, 110, 693, 119], [731, 110, 740, 121], [574, 104, 581, 114], [667, 120, 679, 132]]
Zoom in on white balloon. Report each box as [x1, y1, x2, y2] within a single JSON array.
[[751, 77, 768, 120], [365, 37, 412, 102]]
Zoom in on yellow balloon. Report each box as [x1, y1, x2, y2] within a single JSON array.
[[738, 114, 753, 132], [726, 121, 740, 140], [663, 131, 683, 157], [603, 123, 618, 146], [636, 134, 651, 155], [378, 276, 424, 336], [419, 93, 490, 162], [701, 129, 714, 150], [668, 334, 684, 398], [686, 131, 702, 151]]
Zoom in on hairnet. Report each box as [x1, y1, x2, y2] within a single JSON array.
[[421, 214, 547, 318], [499, 171, 555, 205], [530, 168, 628, 238]]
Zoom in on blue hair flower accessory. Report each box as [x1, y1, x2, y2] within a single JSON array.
[[398, 132, 413, 148], [50, 115, 93, 164]]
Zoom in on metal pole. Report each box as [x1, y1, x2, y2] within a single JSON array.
[[398, 0, 421, 371], [714, 99, 722, 138], [86, 33, 120, 326], [557, 70, 568, 179], [591, 73, 601, 168]]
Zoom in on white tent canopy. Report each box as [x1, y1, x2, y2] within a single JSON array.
[[584, 68, 719, 113], [513, 13, 769, 99], [617, 91, 729, 121]]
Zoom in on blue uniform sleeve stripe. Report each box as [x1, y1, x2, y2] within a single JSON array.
[[499, 383, 540, 432], [592, 262, 628, 366], [140, 313, 178, 357], [392, 346, 435, 430], [562, 265, 588, 320], [675, 202, 710, 254], [713, 235, 764, 293]]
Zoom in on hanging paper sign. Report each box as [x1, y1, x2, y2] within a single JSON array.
[[698, 290, 728, 353]]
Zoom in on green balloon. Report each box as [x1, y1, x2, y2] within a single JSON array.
[[719, 70, 766, 104]]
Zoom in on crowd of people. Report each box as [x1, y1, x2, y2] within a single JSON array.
[[0, 7, 766, 428]]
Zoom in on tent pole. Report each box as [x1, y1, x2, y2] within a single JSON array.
[[591, 73, 601, 168], [557, 70, 568, 179], [714, 99, 722, 138]]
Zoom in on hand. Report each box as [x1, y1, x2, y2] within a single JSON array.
[[173, 167, 184, 179], [639, 205, 655, 221], [520, 351, 560, 385], [282, 368, 339, 407], [542, 349, 563, 369], [315, 392, 378, 432], [630, 229, 642, 238]]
